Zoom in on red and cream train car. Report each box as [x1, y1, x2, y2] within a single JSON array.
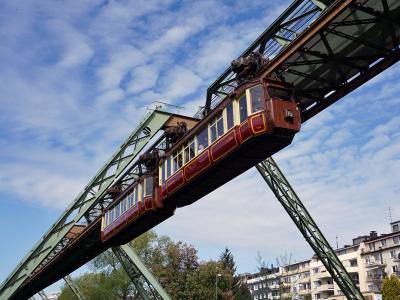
[[101, 77, 301, 243]]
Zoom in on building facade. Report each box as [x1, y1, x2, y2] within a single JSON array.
[[244, 221, 400, 300]]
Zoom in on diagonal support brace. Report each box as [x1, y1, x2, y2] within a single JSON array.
[[112, 244, 172, 300], [256, 157, 365, 300], [63, 275, 85, 300]]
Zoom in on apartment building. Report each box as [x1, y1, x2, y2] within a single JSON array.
[[244, 221, 400, 300]]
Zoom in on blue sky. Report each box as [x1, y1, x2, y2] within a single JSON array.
[[1, 0, 400, 295]]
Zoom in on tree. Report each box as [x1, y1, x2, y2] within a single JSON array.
[[220, 247, 237, 275], [58, 231, 248, 300], [382, 274, 400, 300]]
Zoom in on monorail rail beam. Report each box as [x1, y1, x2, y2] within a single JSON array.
[[0, 110, 173, 299], [63, 275, 85, 300], [112, 244, 172, 300], [203, 0, 335, 115], [256, 157, 364, 300]]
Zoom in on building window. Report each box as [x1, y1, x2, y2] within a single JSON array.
[[390, 250, 396, 258], [393, 265, 398, 272], [350, 259, 358, 267], [394, 236, 399, 244], [368, 243, 375, 251], [381, 240, 386, 247]]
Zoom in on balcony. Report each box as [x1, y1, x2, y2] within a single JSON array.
[[298, 276, 311, 284], [298, 288, 311, 295], [315, 271, 332, 279], [316, 283, 334, 292], [267, 284, 280, 290], [366, 274, 384, 282], [364, 261, 386, 269]]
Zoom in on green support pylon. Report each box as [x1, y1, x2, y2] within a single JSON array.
[[37, 290, 48, 300], [112, 244, 172, 300], [256, 157, 364, 300], [0, 110, 173, 300], [63, 275, 85, 300]]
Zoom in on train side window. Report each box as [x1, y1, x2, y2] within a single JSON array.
[[172, 149, 183, 173], [116, 203, 120, 218], [166, 157, 171, 178], [239, 94, 248, 123], [128, 190, 134, 207], [135, 185, 139, 203], [249, 85, 264, 113], [210, 113, 224, 143], [184, 139, 196, 163], [160, 163, 165, 184], [197, 127, 208, 153], [121, 199, 126, 213], [145, 178, 153, 197], [226, 102, 234, 130], [268, 86, 292, 101], [141, 182, 145, 200]]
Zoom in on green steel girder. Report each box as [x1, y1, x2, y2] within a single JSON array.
[[37, 291, 48, 300], [112, 244, 172, 300], [256, 157, 364, 300], [0, 110, 173, 300], [63, 275, 85, 300]]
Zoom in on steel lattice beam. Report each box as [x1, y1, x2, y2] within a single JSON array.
[[112, 244, 172, 300], [256, 157, 364, 300], [203, 0, 335, 115], [0, 110, 173, 300], [63, 275, 85, 300]]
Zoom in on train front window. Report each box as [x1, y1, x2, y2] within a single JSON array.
[[268, 86, 292, 101], [239, 94, 248, 123], [197, 127, 208, 153], [249, 85, 264, 113]]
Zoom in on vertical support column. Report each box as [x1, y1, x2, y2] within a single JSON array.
[[256, 157, 365, 300], [63, 275, 85, 300], [112, 244, 172, 300], [37, 290, 48, 300]]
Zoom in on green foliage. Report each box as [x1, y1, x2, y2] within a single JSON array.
[[220, 247, 237, 275], [58, 231, 251, 300], [382, 274, 400, 300]]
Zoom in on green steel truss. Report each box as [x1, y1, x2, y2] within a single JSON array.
[[63, 275, 85, 300], [0, 110, 173, 300], [201, 0, 335, 116], [112, 244, 172, 300], [256, 157, 364, 300]]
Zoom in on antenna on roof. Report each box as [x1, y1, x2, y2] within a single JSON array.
[[386, 207, 393, 223]]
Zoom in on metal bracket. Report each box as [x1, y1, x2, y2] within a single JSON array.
[[256, 157, 365, 300], [112, 244, 172, 300]]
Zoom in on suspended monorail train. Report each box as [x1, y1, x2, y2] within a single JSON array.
[[101, 73, 302, 243]]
